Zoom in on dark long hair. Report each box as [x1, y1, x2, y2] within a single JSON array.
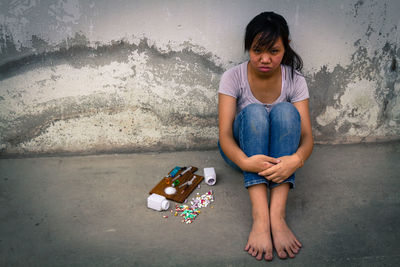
[[244, 12, 303, 78]]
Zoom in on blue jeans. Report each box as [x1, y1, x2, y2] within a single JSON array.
[[218, 102, 301, 189]]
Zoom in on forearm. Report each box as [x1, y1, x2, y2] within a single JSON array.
[[219, 133, 249, 170], [292, 100, 314, 168], [293, 132, 314, 167]]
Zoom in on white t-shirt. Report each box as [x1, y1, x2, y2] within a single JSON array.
[[218, 61, 309, 114]]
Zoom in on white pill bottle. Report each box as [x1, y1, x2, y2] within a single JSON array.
[[204, 167, 216, 186], [147, 193, 170, 211]]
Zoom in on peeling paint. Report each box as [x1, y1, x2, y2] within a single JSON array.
[[308, 38, 399, 143], [0, 0, 399, 156], [0, 35, 222, 155], [306, 0, 399, 144]]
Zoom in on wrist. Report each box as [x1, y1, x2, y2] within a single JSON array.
[[293, 153, 304, 168], [238, 157, 250, 172]]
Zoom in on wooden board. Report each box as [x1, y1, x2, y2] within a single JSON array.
[[149, 166, 203, 203]]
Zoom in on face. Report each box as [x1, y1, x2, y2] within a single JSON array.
[[248, 35, 285, 76]]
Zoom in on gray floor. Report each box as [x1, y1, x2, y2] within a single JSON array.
[[1, 142, 400, 266]]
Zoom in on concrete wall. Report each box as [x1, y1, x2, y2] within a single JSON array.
[[0, 0, 399, 156]]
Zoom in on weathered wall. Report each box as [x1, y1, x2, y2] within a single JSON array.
[[0, 0, 399, 156]]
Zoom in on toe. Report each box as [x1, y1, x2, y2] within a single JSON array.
[[252, 249, 258, 257], [295, 239, 302, 248], [286, 246, 295, 258], [256, 251, 263, 261], [277, 249, 287, 259], [248, 247, 254, 255], [244, 243, 250, 251], [264, 250, 273, 261], [291, 243, 299, 254]]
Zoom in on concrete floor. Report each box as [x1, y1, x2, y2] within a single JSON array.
[[1, 142, 400, 266]]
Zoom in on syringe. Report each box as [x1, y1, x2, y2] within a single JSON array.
[[171, 166, 192, 183]]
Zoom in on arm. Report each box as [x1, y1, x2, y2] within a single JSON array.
[[258, 99, 314, 182], [292, 99, 314, 165], [218, 93, 280, 172]]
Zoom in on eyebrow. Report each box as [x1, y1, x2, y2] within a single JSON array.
[[252, 38, 282, 51], [252, 44, 282, 51]]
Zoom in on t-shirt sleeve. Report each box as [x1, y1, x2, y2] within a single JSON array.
[[218, 68, 240, 98], [290, 74, 309, 103]]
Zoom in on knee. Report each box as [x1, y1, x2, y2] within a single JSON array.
[[240, 104, 269, 135], [270, 102, 300, 125], [242, 103, 268, 121]]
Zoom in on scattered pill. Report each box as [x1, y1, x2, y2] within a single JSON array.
[[173, 190, 215, 224]]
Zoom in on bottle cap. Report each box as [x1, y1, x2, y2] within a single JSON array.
[[204, 167, 216, 186], [161, 199, 170, 210], [206, 178, 216, 185]]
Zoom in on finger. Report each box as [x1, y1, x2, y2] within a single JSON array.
[[265, 156, 281, 164], [261, 162, 275, 170], [258, 155, 280, 164], [267, 172, 282, 181], [258, 165, 278, 176], [271, 176, 284, 183]]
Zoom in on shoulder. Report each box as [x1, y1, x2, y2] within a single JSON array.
[[221, 61, 247, 81], [282, 65, 306, 82], [219, 62, 247, 97], [282, 65, 308, 90], [281, 65, 309, 101]]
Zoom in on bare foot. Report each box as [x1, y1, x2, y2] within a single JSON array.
[[271, 216, 302, 259], [244, 219, 273, 261]]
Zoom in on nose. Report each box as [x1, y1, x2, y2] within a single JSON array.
[[260, 53, 271, 64]]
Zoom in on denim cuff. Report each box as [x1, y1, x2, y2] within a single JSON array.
[[244, 178, 269, 188], [270, 180, 295, 189], [244, 173, 296, 189]]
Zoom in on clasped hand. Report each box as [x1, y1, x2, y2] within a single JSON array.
[[244, 154, 300, 184]]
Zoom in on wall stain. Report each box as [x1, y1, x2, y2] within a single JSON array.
[[0, 33, 223, 81], [0, 34, 222, 154], [353, 0, 365, 17], [307, 39, 399, 142], [0, 0, 399, 155], [1, 93, 126, 146], [306, 0, 400, 143], [1, 33, 134, 80]]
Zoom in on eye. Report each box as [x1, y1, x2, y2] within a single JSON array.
[[253, 48, 262, 54], [270, 49, 280, 54]]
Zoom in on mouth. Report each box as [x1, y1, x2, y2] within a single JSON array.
[[258, 66, 272, 72]]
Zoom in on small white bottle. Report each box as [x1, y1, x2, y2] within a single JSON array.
[[147, 193, 170, 211], [204, 167, 216, 186]]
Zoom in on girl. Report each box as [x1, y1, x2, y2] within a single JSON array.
[[218, 12, 313, 261]]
